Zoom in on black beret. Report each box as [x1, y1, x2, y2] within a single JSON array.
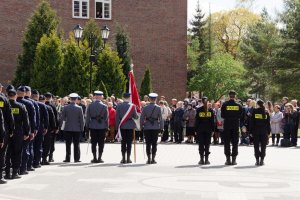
[[39, 95, 46, 100], [6, 85, 15, 93], [7, 89, 17, 96], [17, 86, 26, 92], [44, 92, 52, 98], [229, 90, 236, 96], [32, 89, 39, 95]]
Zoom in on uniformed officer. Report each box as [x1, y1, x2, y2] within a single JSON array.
[[195, 97, 214, 165], [0, 86, 14, 184], [61, 93, 84, 163], [16, 86, 36, 175], [250, 100, 271, 166], [86, 91, 108, 163], [45, 92, 59, 162], [115, 93, 138, 164], [39, 95, 56, 165], [221, 90, 243, 165], [31, 90, 49, 168], [140, 93, 163, 164], [24, 86, 40, 171], [5, 89, 30, 179]]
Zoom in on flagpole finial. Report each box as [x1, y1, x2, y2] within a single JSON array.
[[130, 63, 134, 70]]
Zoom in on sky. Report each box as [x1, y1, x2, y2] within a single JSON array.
[[188, 0, 285, 22]]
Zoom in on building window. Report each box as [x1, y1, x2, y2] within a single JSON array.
[[95, 0, 112, 20], [73, 0, 89, 18]]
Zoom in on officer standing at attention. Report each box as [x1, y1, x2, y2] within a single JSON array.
[[61, 93, 84, 163], [115, 93, 138, 164], [86, 91, 108, 163], [5, 89, 30, 180], [140, 93, 163, 164], [250, 100, 271, 166], [31, 90, 49, 168], [221, 90, 243, 165], [195, 97, 214, 165]]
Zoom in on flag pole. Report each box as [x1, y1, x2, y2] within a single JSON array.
[[133, 128, 136, 163]]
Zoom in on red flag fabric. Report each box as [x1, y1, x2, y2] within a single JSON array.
[[129, 70, 141, 113]]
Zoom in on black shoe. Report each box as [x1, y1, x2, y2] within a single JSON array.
[[63, 160, 70, 163], [126, 159, 132, 164], [146, 155, 151, 164], [49, 159, 54, 162], [225, 157, 231, 165], [4, 174, 11, 180], [151, 155, 157, 164], [260, 158, 265, 166], [255, 158, 260, 166], [97, 159, 104, 163], [33, 164, 41, 168], [27, 168, 35, 172], [120, 159, 126, 164], [231, 156, 237, 165], [12, 173, 22, 179], [74, 160, 81, 163], [41, 160, 50, 165], [198, 159, 204, 165], [20, 171, 29, 175], [0, 178, 7, 184], [91, 159, 97, 163], [205, 157, 210, 165]]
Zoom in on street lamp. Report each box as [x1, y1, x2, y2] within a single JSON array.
[[73, 24, 110, 95]]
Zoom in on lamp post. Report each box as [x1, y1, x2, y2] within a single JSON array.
[[73, 24, 110, 94]]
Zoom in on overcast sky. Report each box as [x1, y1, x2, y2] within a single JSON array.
[[188, 0, 285, 22]]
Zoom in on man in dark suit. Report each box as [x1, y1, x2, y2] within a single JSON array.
[[61, 93, 84, 163]]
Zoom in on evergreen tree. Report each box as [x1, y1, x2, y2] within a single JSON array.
[[99, 80, 109, 98], [140, 67, 153, 98], [31, 32, 63, 94], [13, 0, 59, 86]]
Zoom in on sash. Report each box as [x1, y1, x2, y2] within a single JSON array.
[[116, 104, 135, 141]]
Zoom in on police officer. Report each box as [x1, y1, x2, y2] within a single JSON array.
[[195, 97, 214, 165], [31, 90, 49, 168], [86, 91, 108, 163], [250, 100, 271, 166], [140, 93, 163, 164], [5, 89, 30, 179], [61, 93, 84, 163], [221, 90, 243, 165], [16, 86, 36, 175], [39, 95, 56, 165], [45, 92, 59, 162], [115, 93, 138, 164], [24, 86, 40, 171]]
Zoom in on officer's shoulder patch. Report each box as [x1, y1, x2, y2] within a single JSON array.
[[0, 101, 4, 108]]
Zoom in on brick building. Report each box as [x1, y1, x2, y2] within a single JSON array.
[[0, 0, 187, 99]]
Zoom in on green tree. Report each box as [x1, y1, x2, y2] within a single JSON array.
[[115, 25, 132, 89], [140, 67, 153, 98], [99, 80, 109, 98], [240, 10, 282, 101], [189, 53, 246, 101], [31, 32, 63, 94], [13, 0, 59, 86], [94, 48, 126, 98], [58, 35, 89, 96]]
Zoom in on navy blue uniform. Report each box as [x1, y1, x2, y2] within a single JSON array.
[[42, 105, 56, 163], [45, 101, 58, 161], [5, 100, 30, 176]]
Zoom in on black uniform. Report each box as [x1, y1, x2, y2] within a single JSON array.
[[195, 106, 214, 162], [221, 99, 243, 161], [45, 101, 58, 162], [250, 108, 271, 164], [5, 100, 30, 177]]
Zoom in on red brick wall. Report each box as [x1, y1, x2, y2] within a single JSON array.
[[0, 0, 187, 100]]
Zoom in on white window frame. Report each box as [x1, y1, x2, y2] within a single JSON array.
[[72, 0, 89, 19], [95, 0, 112, 20]]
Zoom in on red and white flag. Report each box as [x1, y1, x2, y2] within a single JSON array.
[[129, 70, 141, 113]]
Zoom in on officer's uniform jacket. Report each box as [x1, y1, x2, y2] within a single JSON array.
[[86, 100, 108, 130], [61, 102, 84, 132], [140, 103, 163, 130]]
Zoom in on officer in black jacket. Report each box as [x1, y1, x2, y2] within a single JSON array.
[[195, 97, 214, 165], [250, 100, 271, 166], [5, 89, 30, 179], [221, 90, 243, 165]]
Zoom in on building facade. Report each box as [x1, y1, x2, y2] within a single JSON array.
[[0, 0, 187, 99]]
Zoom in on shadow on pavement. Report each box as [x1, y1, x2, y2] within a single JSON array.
[[175, 165, 200, 169], [87, 163, 120, 168], [59, 163, 92, 167], [118, 164, 148, 168], [200, 165, 231, 169], [234, 165, 259, 169]]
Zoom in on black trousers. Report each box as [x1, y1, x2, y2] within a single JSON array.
[[272, 134, 280, 144], [20, 139, 30, 173], [42, 131, 52, 160], [0, 135, 8, 176], [224, 126, 239, 157], [27, 139, 34, 169], [174, 123, 183, 142], [5, 134, 23, 173], [33, 132, 43, 165], [253, 129, 269, 158], [49, 133, 56, 158], [144, 130, 159, 155], [291, 124, 298, 146], [161, 121, 169, 142], [64, 131, 81, 161], [120, 129, 133, 154], [90, 129, 106, 156], [197, 130, 211, 157]]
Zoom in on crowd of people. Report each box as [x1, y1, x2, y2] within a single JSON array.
[[0, 82, 299, 184]]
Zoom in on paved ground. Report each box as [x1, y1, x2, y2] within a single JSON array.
[[0, 141, 300, 200]]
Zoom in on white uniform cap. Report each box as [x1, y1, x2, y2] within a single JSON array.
[[149, 93, 158, 98], [69, 93, 79, 98]]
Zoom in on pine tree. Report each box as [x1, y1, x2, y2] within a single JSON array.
[[140, 67, 153, 98], [13, 0, 59, 86]]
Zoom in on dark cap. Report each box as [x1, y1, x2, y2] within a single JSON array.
[[229, 90, 236, 96], [39, 95, 46, 101], [44, 92, 53, 98], [32, 89, 39, 95], [7, 89, 17, 96], [123, 93, 131, 98], [257, 99, 264, 106], [6, 85, 15, 93], [17, 86, 26, 92], [25, 86, 31, 92]]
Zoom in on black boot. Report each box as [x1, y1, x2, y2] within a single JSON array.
[[12, 169, 21, 179], [198, 155, 204, 165], [205, 156, 210, 165], [151, 154, 157, 164], [4, 171, 11, 180], [98, 153, 104, 163], [41, 159, 50, 165], [260, 157, 265, 166], [225, 156, 231, 165], [0, 171, 7, 184], [231, 156, 237, 165], [91, 153, 97, 163], [255, 157, 260, 166], [120, 153, 126, 164], [49, 154, 54, 162], [127, 153, 132, 164], [146, 155, 151, 164]]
